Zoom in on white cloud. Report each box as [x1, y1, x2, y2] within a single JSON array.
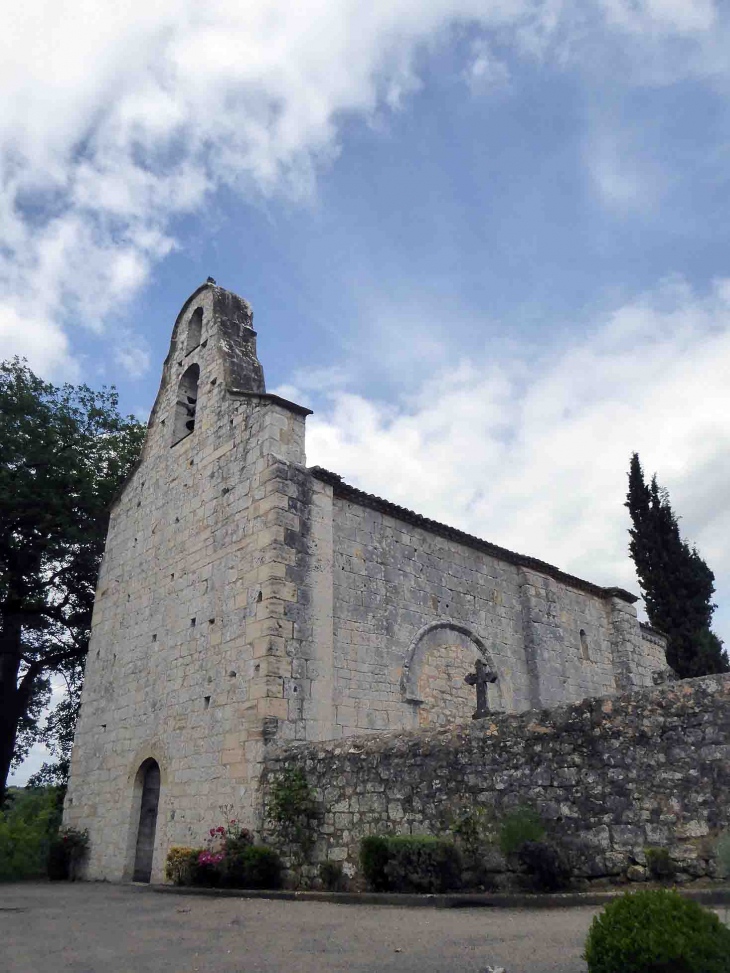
[[271, 364, 355, 407], [114, 331, 153, 380], [598, 0, 717, 35], [0, 305, 79, 380], [304, 275, 730, 639], [586, 124, 671, 211], [464, 38, 511, 91], [2, 1, 728, 376]]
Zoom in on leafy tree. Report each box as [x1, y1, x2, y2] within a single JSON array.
[[25, 683, 82, 789], [0, 358, 145, 804], [625, 452, 729, 678], [0, 785, 65, 881]]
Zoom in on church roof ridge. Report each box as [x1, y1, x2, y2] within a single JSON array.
[[308, 466, 638, 604]]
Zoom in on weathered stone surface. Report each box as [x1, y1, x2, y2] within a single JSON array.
[[63, 283, 671, 884], [262, 675, 730, 883], [63, 282, 312, 882]]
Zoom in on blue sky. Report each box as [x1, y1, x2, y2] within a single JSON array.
[[5, 1, 730, 782]]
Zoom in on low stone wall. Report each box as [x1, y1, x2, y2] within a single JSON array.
[[260, 674, 730, 887]]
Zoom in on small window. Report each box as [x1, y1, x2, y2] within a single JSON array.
[[186, 307, 203, 354], [172, 363, 200, 444], [580, 629, 590, 661]]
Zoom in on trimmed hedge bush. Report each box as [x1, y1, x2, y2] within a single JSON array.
[[360, 836, 391, 891], [223, 846, 282, 889], [517, 840, 572, 892], [584, 889, 730, 973], [360, 835, 462, 893]]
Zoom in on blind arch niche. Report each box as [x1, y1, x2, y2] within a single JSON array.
[[186, 307, 203, 354]]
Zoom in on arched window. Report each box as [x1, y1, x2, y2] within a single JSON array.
[[186, 307, 203, 354], [173, 364, 199, 444], [580, 629, 590, 661]]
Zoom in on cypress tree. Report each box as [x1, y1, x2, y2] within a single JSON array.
[[625, 452, 729, 678]]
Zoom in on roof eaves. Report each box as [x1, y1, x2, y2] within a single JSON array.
[[309, 466, 638, 604]]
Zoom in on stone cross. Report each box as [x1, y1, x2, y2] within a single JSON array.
[[464, 659, 498, 720]]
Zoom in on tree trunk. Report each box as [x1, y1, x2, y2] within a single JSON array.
[[0, 611, 23, 806]]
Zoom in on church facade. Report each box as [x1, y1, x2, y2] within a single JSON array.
[[63, 281, 666, 883]]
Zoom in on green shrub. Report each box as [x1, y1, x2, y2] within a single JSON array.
[[223, 845, 282, 889], [386, 836, 462, 893], [499, 806, 546, 856], [319, 861, 347, 891], [0, 788, 64, 882], [47, 840, 70, 881], [47, 828, 90, 882], [448, 803, 494, 861], [359, 835, 462, 893], [360, 836, 391, 891], [267, 769, 314, 853], [190, 859, 221, 887], [714, 832, 730, 878], [645, 846, 675, 881], [584, 889, 730, 973], [517, 840, 572, 891], [165, 846, 199, 886]]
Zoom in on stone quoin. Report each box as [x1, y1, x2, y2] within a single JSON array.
[[64, 281, 670, 883]]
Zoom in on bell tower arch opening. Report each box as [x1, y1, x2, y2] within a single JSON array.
[[173, 363, 200, 445]]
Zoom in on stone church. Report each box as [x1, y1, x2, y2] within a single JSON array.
[[64, 280, 666, 883]]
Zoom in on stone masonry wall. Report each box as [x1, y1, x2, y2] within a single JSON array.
[[416, 640, 478, 728], [63, 282, 670, 886], [64, 283, 313, 883], [322, 485, 664, 738], [261, 674, 730, 886]]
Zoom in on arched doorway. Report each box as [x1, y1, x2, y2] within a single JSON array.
[[132, 759, 160, 883]]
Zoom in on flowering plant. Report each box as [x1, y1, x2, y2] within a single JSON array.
[[165, 847, 199, 885], [197, 810, 253, 868], [59, 826, 90, 856], [178, 808, 281, 889], [48, 826, 90, 881]]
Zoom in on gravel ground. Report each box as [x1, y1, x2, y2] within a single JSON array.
[[1, 882, 598, 973], [2, 883, 728, 973]]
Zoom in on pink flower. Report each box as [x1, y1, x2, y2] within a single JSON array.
[[230, 819, 236, 825], [216, 826, 225, 834], [209, 828, 216, 836]]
